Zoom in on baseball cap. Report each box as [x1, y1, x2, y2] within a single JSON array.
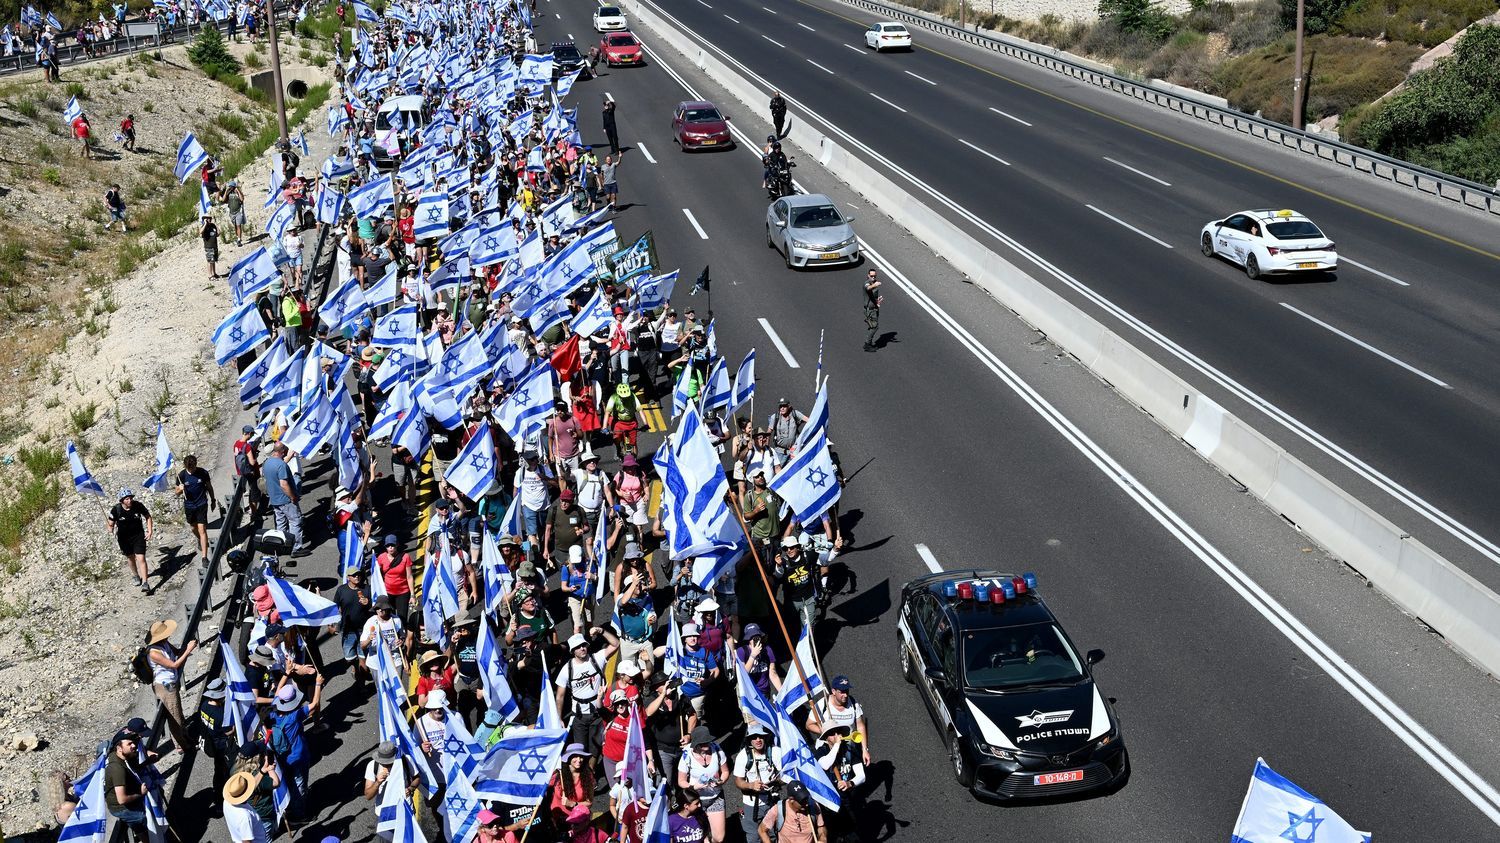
[[831, 675, 852, 691]]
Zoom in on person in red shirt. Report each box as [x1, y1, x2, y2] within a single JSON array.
[[119, 114, 136, 152], [618, 793, 652, 843], [72, 114, 92, 159], [414, 651, 454, 709], [375, 535, 415, 620], [600, 691, 635, 783]]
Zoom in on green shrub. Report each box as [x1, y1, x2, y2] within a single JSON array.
[[188, 25, 241, 77], [64, 81, 86, 99], [1216, 34, 1420, 122], [1337, 0, 1496, 47], [1353, 25, 1500, 154], [1099, 0, 1177, 39], [1227, 0, 1286, 51], [244, 50, 265, 69], [1184, 1, 1236, 33], [1279, 0, 1354, 34], [17, 446, 63, 479]]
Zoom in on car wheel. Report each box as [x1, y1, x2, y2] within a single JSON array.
[[784, 243, 794, 269], [898, 637, 915, 684], [1200, 233, 1215, 257], [766, 225, 774, 249], [949, 730, 975, 788], [1245, 254, 1262, 280]]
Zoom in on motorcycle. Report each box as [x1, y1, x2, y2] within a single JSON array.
[[766, 157, 796, 199]]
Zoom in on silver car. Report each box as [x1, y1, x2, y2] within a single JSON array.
[[766, 194, 860, 269]]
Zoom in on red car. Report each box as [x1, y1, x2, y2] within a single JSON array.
[[599, 32, 645, 66], [671, 100, 734, 151]]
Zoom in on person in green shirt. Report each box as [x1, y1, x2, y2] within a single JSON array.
[[281, 288, 304, 351]]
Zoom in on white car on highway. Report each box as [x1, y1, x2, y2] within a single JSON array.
[[864, 21, 913, 51], [593, 5, 627, 32], [1200, 209, 1337, 280]]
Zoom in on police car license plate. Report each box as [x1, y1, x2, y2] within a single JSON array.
[[1034, 770, 1084, 786], [819, 252, 841, 260], [1297, 262, 1318, 269]]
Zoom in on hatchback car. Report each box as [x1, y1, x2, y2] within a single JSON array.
[[864, 21, 913, 51], [593, 5, 627, 32], [1200, 209, 1337, 280], [672, 100, 733, 151], [766, 194, 860, 269], [600, 32, 645, 66]]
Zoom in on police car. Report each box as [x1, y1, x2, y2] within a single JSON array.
[[1200, 209, 1338, 280], [896, 570, 1129, 800]]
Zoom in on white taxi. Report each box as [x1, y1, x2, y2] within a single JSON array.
[[864, 21, 913, 51], [1200, 209, 1337, 280], [593, 5, 627, 32]]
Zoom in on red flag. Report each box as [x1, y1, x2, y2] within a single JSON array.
[[550, 334, 582, 382]]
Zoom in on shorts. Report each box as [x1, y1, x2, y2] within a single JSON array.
[[117, 533, 146, 557], [204, 243, 219, 263], [285, 253, 303, 267], [185, 504, 209, 526], [604, 181, 619, 197], [109, 207, 126, 222], [697, 792, 725, 814], [231, 210, 247, 226]]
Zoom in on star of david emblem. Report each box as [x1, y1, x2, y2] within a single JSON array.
[[446, 792, 471, 815], [1281, 809, 1323, 842], [179, 149, 192, 165], [793, 743, 817, 769], [414, 417, 428, 435], [806, 466, 829, 489], [426, 207, 443, 222], [443, 356, 461, 375], [243, 267, 259, 285], [427, 594, 443, 613], [468, 452, 491, 473], [509, 386, 529, 405], [521, 282, 540, 299], [516, 746, 547, 776], [343, 446, 359, 463], [388, 350, 406, 367], [482, 236, 500, 252], [443, 735, 465, 756], [303, 418, 323, 437], [229, 326, 246, 343]]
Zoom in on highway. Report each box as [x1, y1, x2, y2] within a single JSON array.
[[156, 3, 1500, 840], [635, 0, 1500, 596]]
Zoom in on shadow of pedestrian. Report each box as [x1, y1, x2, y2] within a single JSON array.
[[875, 331, 898, 349], [152, 543, 192, 583], [855, 760, 909, 841]]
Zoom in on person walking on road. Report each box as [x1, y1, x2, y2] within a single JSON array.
[[769, 91, 787, 138], [103, 183, 128, 232], [862, 269, 883, 352], [602, 98, 620, 155], [175, 453, 218, 563], [261, 443, 308, 556], [108, 488, 153, 593]]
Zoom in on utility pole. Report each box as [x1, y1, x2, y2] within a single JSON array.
[[1291, 0, 1306, 131], [263, 0, 290, 144], [960, 0, 967, 29]]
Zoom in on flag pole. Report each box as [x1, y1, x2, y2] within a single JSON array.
[[814, 328, 823, 393], [726, 493, 823, 733]]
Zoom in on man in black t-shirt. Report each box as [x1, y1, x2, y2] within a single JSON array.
[[108, 488, 153, 594], [175, 454, 217, 562], [330, 568, 373, 680]]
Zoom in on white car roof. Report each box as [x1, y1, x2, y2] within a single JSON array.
[[1244, 208, 1312, 223], [377, 95, 424, 113], [876, 21, 907, 27], [597, 7, 623, 14]]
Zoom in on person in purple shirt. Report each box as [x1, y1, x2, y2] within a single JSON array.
[[733, 624, 782, 699], [668, 789, 708, 843]]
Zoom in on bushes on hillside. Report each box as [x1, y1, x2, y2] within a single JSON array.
[[1215, 34, 1421, 122], [188, 25, 240, 78], [1098, 0, 1177, 39], [1337, 0, 1496, 47], [1278, 0, 1355, 34]]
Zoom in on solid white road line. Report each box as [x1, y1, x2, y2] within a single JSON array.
[[869, 92, 907, 113], [1086, 203, 1173, 248], [843, 43, 864, 54], [1280, 303, 1449, 388], [1104, 156, 1172, 187], [806, 58, 835, 75], [757, 318, 801, 368], [914, 543, 943, 574], [724, 13, 740, 22], [1341, 256, 1411, 287], [682, 208, 709, 239], [637, 142, 657, 163], [697, 0, 711, 6], [762, 34, 786, 47], [629, 23, 1500, 822], [761, 4, 777, 12], [604, 92, 615, 102], [988, 106, 1033, 126], [958, 138, 1009, 167], [555, 12, 561, 18], [904, 70, 937, 86], [797, 21, 815, 31]]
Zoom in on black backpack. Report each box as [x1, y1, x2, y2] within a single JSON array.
[[130, 647, 154, 684]]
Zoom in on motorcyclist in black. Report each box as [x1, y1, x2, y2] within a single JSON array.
[[763, 139, 789, 196]]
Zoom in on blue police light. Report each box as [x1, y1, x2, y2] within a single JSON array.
[[943, 581, 958, 598], [974, 582, 991, 602], [1002, 581, 1016, 600], [1024, 572, 1037, 591]]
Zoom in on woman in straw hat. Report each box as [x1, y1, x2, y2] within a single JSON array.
[[145, 619, 197, 755], [222, 766, 276, 843]]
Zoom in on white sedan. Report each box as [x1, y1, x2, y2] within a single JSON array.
[[1200, 209, 1337, 280], [864, 21, 913, 51], [593, 5, 627, 32]]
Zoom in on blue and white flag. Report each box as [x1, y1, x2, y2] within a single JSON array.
[[351, 0, 380, 23], [731, 348, 756, 414], [281, 384, 337, 459], [265, 199, 297, 243], [45, 10, 62, 30], [476, 602, 520, 722], [420, 539, 461, 648], [654, 404, 734, 560], [796, 378, 829, 451], [469, 222, 516, 267], [773, 624, 826, 713], [495, 362, 555, 443], [554, 68, 582, 100], [321, 154, 357, 182], [229, 247, 277, 302], [327, 106, 350, 137], [67, 441, 104, 497], [264, 165, 284, 209], [142, 423, 174, 493], [258, 345, 307, 413], [174, 132, 209, 183], [569, 285, 611, 337], [337, 520, 363, 581], [518, 53, 554, 86], [446, 423, 498, 501], [772, 700, 841, 811], [476, 727, 568, 802], [641, 781, 672, 843], [413, 194, 449, 239], [1231, 759, 1370, 843], [670, 363, 696, 420], [537, 657, 564, 731], [439, 760, 484, 843], [318, 275, 368, 336], [349, 174, 395, 219], [63, 95, 82, 125], [635, 269, 677, 311], [294, 129, 309, 157], [368, 379, 413, 442], [366, 261, 401, 309], [212, 299, 270, 365], [333, 415, 364, 492], [734, 652, 780, 736], [272, 758, 292, 823], [373, 303, 420, 346], [20, 6, 42, 28], [701, 356, 731, 413], [265, 574, 341, 626], [768, 431, 840, 528], [58, 761, 107, 843], [315, 184, 346, 226], [375, 764, 415, 841], [662, 611, 688, 679], [619, 704, 652, 802], [376, 673, 439, 796], [238, 342, 285, 407], [391, 401, 431, 461], [691, 540, 747, 593]]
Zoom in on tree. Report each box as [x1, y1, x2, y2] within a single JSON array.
[[187, 24, 240, 78], [1278, 0, 1354, 36], [1097, 0, 1175, 39]]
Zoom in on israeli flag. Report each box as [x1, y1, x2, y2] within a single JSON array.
[[174, 133, 209, 183], [445, 422, 498, 501], [366, 262, 401, 309], [420, 539, 461, 648], [212, 299, 270, 365], [314, 184, 346, 226], [349, 174, 395, 219], [538, 193, 577, 237], [641, 781, 672, 842], [469, 222, 516, 267], [795, 377, 829, 451], [768, 431, 841, 528], [272, 758, 293, 823], [570, 285, 610, 337], [662, 611, 688, 679], [46, 10, 61, 29], [259, 346, 308, 414], [376, 672, 439, 796], [264, 165, 284, 208], [413, 194, 449, 239], [281, 385, 337, 458], [439, 758, 484, 843], [373, 303, 420, 346], [481, 530, 516, 615], [772, 700, 841, 811], [321, 154, 356, 182], [475, 727, 568, 801], [734, 652, 780, 736], [352, 0, 380, 23], [701, 356, 731, 413], [654, 405, 734, 560], [238, 342, 285, 406], [21, 6, 41, 28], [318, 275, 368, 336], [218, 635, 259, 745], [670, 362, 695, 420], [67, 441, 104, 497], [142, 423, 174, 493], [334, 415, 364, 491], [495, 362, 556, 444], [691, 540, 747, 593], [229, 247, 277, 302], [264, 574, 342, 626], [635, 269, 678, 312], [476, 603, 520, 722], [428, 255, 469, 293], [731, 348, 756, 414], [554, 68, 582, 100], [773, 624, 826, 713], [374, 762, 411, 840], [538, 657, 564, 731], [620, 705, 652, 802], [294, 129, 309, 157], [1231, 759, 1370, 843], [265, 199, 297, 242], [391, 397, 432, 459], [63, 95, 82, 125], [58, 761, 107, 843]]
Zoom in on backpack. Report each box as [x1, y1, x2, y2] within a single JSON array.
[[234, 441, 255, 476], [771, 798, 820, 842], [130, 647, 154, 684]]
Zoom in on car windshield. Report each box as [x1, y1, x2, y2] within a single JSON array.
[[375, 110, 419, 131], [554, 45, 581, 60], [1266, 220, 1324, 240], [961, 623, 1085, 690], [606, 34, 637, 46], [792, 205, 843, 228], [683, 108, 722, 123], [598, 6, 621, 15]]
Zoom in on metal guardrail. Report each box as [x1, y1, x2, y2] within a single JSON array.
[[0, 4, 294, 77], [840, 0, 1500, 216]]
